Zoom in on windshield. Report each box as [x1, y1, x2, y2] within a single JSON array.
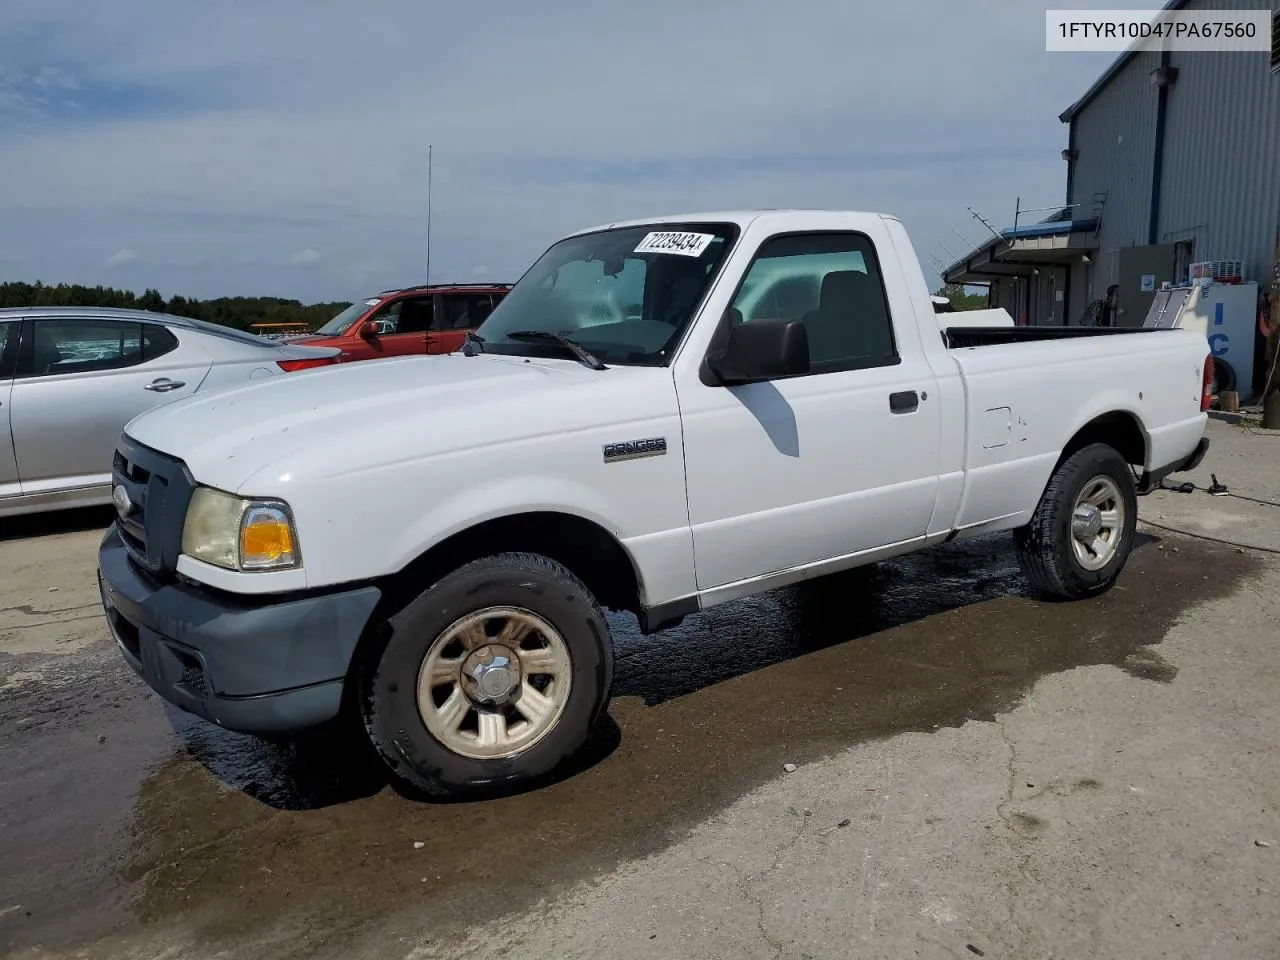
[[315, 297, 381, 336], [474, 222, 738, 366]]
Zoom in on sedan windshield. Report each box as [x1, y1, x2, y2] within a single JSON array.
[[315, 297, 381, 336], [474, 222, 738, 366]]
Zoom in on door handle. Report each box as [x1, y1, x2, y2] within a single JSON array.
[[889, 390, 919, 414], [144, 378, 186, 393]]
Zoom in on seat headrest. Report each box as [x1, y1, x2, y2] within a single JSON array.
[[820, 270, 874, 305]]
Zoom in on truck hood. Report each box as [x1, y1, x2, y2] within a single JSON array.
[[124, 353, 617, 493]]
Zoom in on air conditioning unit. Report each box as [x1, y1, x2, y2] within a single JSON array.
[[1189, 259, 1245, 283]]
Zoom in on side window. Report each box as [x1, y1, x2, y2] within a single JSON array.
[[395, 296, 435, 334], [141, 324, 179, 361], [438, 294, 490, 330], [23, 320, 146, 377], [367, 300, 402, 334], [367, 296, 434, 335], [729, 233, 897, 371], [470, 294, 496, 326], [0, 320, 18, 378]]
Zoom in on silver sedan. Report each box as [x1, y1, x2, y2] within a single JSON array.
[[0, 307, 339, 519]]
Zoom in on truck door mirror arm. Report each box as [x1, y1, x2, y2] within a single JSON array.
[[702, 317, 811, 386]]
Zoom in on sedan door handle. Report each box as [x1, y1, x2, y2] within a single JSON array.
[[144, 378, 186, 393], [889, 390, 919, 414]]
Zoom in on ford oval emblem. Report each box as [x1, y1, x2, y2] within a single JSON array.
[[112, 485, 135, 517]]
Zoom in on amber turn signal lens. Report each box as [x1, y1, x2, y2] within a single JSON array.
[[239, 506, 299, 570]]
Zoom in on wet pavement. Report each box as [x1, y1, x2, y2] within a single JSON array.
[[0, 507, 1257, 959]]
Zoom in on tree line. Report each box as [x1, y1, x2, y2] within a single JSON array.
[[1, 278, 989, 333], [0, 281, 348, 332]]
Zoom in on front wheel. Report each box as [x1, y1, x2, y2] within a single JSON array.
[[1014, 443, 1138, 599], [361, 552, 614, 797]]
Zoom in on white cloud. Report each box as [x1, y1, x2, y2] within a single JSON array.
[[104, 248, 138, 267], [0, 0, 1146, 300]]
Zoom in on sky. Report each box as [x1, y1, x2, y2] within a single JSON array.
[[0, 0, 1149, 305]]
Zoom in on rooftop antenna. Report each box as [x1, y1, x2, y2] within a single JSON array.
[[936, 239, 962, 262], [967, 206, 1003, 243], [951, 227, 980, 250], [425, 144, 433, 285]]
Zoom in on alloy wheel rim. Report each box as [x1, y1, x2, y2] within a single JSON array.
[[416, 606, 572, 760], [1070, 475, 1125, 571]]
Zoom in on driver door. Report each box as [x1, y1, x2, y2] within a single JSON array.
[[364, 295, 436, 357]]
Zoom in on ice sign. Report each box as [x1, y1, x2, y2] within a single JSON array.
[[633, 231, 715, 257]]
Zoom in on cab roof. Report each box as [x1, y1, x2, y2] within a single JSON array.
[[568, 209, 899, 237]]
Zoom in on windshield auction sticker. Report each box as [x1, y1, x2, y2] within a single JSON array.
[[634, 231, 716, 257]]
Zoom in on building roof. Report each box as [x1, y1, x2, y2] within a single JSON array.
[[1058, 0, 1189, 122], [1001, 216, 1100, 240], [940, 207, 1101, 284]]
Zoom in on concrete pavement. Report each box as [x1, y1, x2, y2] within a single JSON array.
[[1, 418, 1277, 960]]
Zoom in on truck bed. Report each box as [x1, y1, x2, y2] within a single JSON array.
[[943, 326, 1172, 350]]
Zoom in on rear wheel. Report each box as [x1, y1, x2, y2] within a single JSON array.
[[361, 552, 613, 797], [1014, 443, 1138, 599], [1210, 356, 1236, 398]]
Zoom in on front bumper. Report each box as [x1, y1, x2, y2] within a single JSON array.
[[98, 525, 381, 735]]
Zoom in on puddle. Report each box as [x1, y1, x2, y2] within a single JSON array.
[[0, 532, 1256, 958]]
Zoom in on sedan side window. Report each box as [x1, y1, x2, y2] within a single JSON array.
[[729, 232, 898, 373], [0, 320, 19, 378], [21, 320, 168, 377], [142, 324, 179, 361]]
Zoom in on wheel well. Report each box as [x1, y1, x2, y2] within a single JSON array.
[[1058, 411, 1147, 470], [379, 511, 642, 619]]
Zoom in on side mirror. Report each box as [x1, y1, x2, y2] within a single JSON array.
[[359, 320, 379, 340], [708, 317, 810, 385]]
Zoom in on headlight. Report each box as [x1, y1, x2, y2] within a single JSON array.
[[181, 487, 300, 572]]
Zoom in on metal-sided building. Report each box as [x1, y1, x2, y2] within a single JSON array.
[[944, 0, 1280, 330]]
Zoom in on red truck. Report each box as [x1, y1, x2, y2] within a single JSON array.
[[292, 283, 512, 362]]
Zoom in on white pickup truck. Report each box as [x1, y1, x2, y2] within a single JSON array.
[[97, 210, 1212, 796]]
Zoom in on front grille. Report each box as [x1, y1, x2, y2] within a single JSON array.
[[111, 437, 197, 579], [178, 661, 211, 699]]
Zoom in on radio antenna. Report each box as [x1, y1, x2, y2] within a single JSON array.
[[968, 206, 1003, 242], [425, 144, 434, 284]]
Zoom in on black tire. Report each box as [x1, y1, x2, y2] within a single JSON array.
[[1211, 356, 1236, 395], [1014, 443, 1138, 599], [361, 552, 613, 797]]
